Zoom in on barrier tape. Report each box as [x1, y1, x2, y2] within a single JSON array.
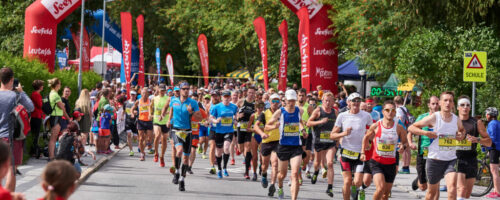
[[143, 73, 243, 79]]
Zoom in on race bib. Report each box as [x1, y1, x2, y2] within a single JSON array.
[[240, 122, 248, 131], [221, 117, 233, 126], [191, 122, 199, 132], [455, 139, 472, 151], [284, 123, 299, 136], [341, 149, 360, 160], [319, 131, 332, 143], [126, 108, 132, 115], [377, 143, 395, 152], [175, 130, 189, 141], [438, 135, 456, 150], [422, 146, 429, 159]]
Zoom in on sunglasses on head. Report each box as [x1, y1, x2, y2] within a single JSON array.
[[459, 103, 471, 108], [271, 99, 280, 103], [384, 108, 396, 113]]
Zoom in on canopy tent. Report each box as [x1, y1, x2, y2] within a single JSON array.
[[226, 68, 263, 80], [67, 46, 122, 68], [383, 73, 419, 91], [338, 58, 375, 80]]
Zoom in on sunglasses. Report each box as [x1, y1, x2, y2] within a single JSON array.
[[181, 88, 189, 91], [459, 104, 471, 108], [383, 108, 396, 113], [351, 98, 362, 103], [271, 99, 280, 103]]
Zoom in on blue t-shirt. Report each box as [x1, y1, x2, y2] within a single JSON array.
[[339, 99, 347, 109], [373, 105, 383, 118], [210, 103, 238, 134], [209, 103, 217, 132], [488, 120, 500, 150], [170, 97, 200, 129], [100, 112, 112, 130]]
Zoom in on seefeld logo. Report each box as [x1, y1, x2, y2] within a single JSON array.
[[41, 0, 78, 20], [31, 26, 53, 36]]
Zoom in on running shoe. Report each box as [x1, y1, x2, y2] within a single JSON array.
[[299, 178, 303, 186], [350, 185, 357, 200], [358, 188, 365, 200], [197, 146, 203, 154], [440, 186, 447, 191], [278, 188, 284, 199], [411, 178, 418, 191], [179, 180, 185, 191], [170, 166, 176, 174], [148, 148, 155, 154], [129, 151, 134, 156], [231, 159, 235, 165], [252, 173, 257, 181], [268, 184, 276, 197], [217, 170, 223, 179], [172, 173, 179, 184], [209, 167, 216, 174], [160, 157, 165, 168], [236, 148, 241, 156], [153, 154, 159, 162], [486, 192, 500, 198], [187, 167, 194, 175], [322, 168, 327, 178], [261, 176, 268, 188], [306, 171, 311, 179], [398, 168, 410, 174], [326, 188, 334, 197], [244, 173, 250, 179], [223, 169, 229, 177], [202, 154, 208, 159], [311, 174, 318, 184]]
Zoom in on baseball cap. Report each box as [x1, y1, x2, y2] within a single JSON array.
[[167, 89, 172, 93], [285, 90, 297, 100], [104, 104, 114, 112], [270, 93, 280, 100], [347, 92, 362, 101], [174, 86, 180, 91], [222, 90, 231, 96], [130, 90, 137, 95], [486, 107, 498, 117], [211, 90, 220, 96], [204, 94, 211, 99], [278, 91, 284, 95], [72, 110, 84, 119], [159, 84, 167, 91]]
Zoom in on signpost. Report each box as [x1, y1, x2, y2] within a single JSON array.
[[463, 51, 487, 116]]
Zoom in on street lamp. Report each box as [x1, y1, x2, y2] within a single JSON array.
[[359, 69, 366, 98]]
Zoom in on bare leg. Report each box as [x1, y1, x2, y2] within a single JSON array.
[[290, 155, 302, 200], [48, 124, 61, 159], [372, 173, 386, 200], [444, 172, 457, 200], [491, 163, 500, 194], [342, 171, 353, 200], [153, 126, 161, 156]]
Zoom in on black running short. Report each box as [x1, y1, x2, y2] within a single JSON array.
[[208, 129, 216, 141], [369, 159, 397, 183], [261, 141, 279, 156], [456, 157, 478, 179], [314, 142, 336, 152], [416, 154, 427, 184], [215, 133, 232, 148], [137, 120, 153, 131], [362, 161, 372, 174], [490, 149, 500, 164], [153, 124, 169, 133], [276, 145, 303, 161], [171, 129, 192, 156], [237, 131, 252, 144]]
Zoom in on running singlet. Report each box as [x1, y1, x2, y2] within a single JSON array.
[[335, 110, 373, 153], [138, 99, 151, 121], [211, 103, 238, 133], [279, 106, 301, 146], [153, 95, 169, 125], [372, 120, 398, 165], [428, 112, 458, 161], [312, 107, 336, 144], [238, 100, 255, 132], [125, 100, 136, 122], [170, 97, 200, 129], [258, 108, 280, 143]]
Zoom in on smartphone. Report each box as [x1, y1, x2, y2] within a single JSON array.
[[13, 78, 19, 90]]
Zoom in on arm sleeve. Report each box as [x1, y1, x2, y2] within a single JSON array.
[[20, 92, 34, 112], [32, 92, 42, 110]]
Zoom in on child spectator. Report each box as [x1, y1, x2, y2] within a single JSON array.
[[38, 160, 78, 200], [98, 105, 113, 154], [0, 140, 25, 200], [55, 122, 82, 177]]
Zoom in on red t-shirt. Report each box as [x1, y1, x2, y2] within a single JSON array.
[[31, 91, 43, 119], [0, 185, 12, 200]]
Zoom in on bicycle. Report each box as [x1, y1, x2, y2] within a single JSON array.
[[471, 148, 494, 197]]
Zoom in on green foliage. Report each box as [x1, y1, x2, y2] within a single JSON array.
[[0, 0, 34, 56]]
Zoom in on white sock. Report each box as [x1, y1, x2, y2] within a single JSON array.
[[179, 176, 185, 181]]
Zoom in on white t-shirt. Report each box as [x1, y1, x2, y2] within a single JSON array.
[[335, 110, 373, 153]]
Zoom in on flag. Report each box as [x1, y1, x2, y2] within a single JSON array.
[[136, 15, 145, 87], [120, 12, 132, 97], [253, 17, 269, 91], [197, 34, 210, 87], [278, 20, 288, 92]]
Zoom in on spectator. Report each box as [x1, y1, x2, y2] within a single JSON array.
[[30, 80, 44, 158], [0, 67, 34, 192], [75, 89, 91, 147], [39, 160, 78, 200], [60, 87, 72, 130], [0, 140, 25, 200], [48, 78, 70, 162]]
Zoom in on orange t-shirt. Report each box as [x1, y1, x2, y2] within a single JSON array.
[[191, 108, 208, 135]]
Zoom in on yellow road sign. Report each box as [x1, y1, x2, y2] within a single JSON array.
[[463, 51, 487, 82]]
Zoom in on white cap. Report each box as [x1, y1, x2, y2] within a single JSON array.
[[270, 93, 280, 100], [130, 91, 137, 95], [285, 89, 297, 100], [278, 91, 284, 95], [347, 92, 361, 101]]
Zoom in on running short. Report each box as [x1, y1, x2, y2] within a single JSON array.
[[339, 149, 362, 172], [369, 159, 397, 183], [276, 145, 303, 161], [191, 134, 200, 148], [237, 131, 252, 144], [172, 129, 192, 156], [208, 129, 216, 141], [253, 133, 262, 144], [137, 120, 153, 131], [456, 157, 478, 179], [416, 154, 427, 184], [314, 142, 336, 152], [426, 159, 456, 185], [261, 141, 279, 156], [125, 120, 138, 134], [362, 161, 372, 174], [306, 134, 313, 151], [490, 149, 500, 164], [199, 126, 209, 137], [215, 133, 232, 148], [99, 129, 111, 137], [49, 116, 63, 128], [153, 124, 169, 133]]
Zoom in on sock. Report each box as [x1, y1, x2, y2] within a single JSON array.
[[262, 172, 267, 178], [179, 176, 184, 182], [216, 156, 222, 170], [181, 164, 188, 177], [314, 170, 319, 176], [245, 152, 252, 174], [175, 157, 181, 169], [223, 154, 230, 169], [362, 184, 368, 189], [328, 184, 333, 190]]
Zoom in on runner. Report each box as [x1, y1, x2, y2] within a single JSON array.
[[207, 90, 221, 174], [249, 102, 264, 181], [297, 89, 313, 180], [197, 94, 211, 159], [188, 95, 208, 174], [254, 93, 281, 196], [166, 82, 201, 191], [330, 92, 373, 200], [408, 91, 466, 200], [237, 86, 256, 179], [230, 90, 240, 165], [306, 92, 338, 197], [124, 90, 139, 156], [209, 90, 238, 179], [408, 96, 439, 191], [151, 84, 170, 167], [455, 96, 491, 200], [267, 90, 305, 200], [361, 100, 408, 200], [131, 87, 154, 161], [485, 107, 500, 198]]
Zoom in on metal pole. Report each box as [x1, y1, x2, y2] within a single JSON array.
[[101, 0, 106, 77], [472, 82, 476, 117], [78, 0, 85, 94]]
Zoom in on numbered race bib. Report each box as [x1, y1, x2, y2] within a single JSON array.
[[341, 149, 360, 160], [175, 130, 189, 141], [240, 122, 248, 131], [455, 139, 472, 151], [438, 135, 456, 151], [221, 117, 233, 127], [319, 131, 332, 143], [284, 123, 300, 137], [126, 108, 132, 115], [191, 122, 199, 132], [422, 146, 429, 159]]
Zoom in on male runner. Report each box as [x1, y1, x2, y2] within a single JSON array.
[[210, 90, 238, 178], [167, 82, 202, 191], [408, 91, 466, 200], [306, 92, 338, 197], [131, 88, 154, 161], [188, 98, 208, 174], [152, 84, 170, 167], [255, 93, 281, 196], [486, 107, 500, 198], [267, 90, 305, 200], [208, 90, 221, 174], [124, 90, 139, 156], [198, 94, 211, 159], [230, 90, 240, 164], [330, 92, 373, 200], [237, 86, 256, 178]]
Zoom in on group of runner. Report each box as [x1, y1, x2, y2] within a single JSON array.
[[118, 79, 500, 200]]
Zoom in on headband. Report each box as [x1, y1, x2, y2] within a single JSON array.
[[457, 98, 471, 108]]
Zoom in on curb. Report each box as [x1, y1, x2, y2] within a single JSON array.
[[394, 183, 424, 199], [76, 146, 125, 186]]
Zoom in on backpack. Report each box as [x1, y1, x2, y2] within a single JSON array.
[[13, 105, 31, 141], [55, 133, 75, 164], [42, 95, 56, 116], [399, 106, 415, 128], [92, 100, 100, 119]]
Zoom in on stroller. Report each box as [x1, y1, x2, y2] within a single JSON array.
[[35, 116, 51, 159]]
